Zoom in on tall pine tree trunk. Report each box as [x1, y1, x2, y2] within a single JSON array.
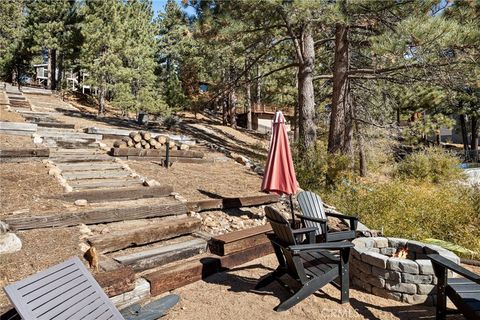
[[460, 114, 469, 152], [222, 96, 228, 125], [297, 24, 316, 156], [354, 106, 367, 177], [256, 66, 261, 108], [471, 115, 479, 160], [47, 49, 57, 90], [328, 24, 353, 155], [98, 79, 106, 115], [229, 89, 237, 128], [246, 82, 252, 130]]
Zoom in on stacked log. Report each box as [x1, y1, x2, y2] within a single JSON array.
[[113, 131, 190, 151]]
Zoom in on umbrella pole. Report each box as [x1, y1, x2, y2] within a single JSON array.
[[289, 194, 296, 228]]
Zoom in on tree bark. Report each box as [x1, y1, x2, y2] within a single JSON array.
[[229, 89, 237, 128], [246, 82, 252, 130], [222, 96, 228, 125], [354, 107, 367, 177], [297, 24, 316, 156], [98, 80, 106, 115], [460, 114, 469, 152], [328, 24, 353, 155], [256, 66, 261, 107], [471, 115, 479, 161], [48, 49, 57, 90]]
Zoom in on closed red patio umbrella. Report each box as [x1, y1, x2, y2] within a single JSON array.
[[261, 111, 298, 224]]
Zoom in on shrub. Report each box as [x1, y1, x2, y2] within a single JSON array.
[[293, 144, 353, 191], [323, 180, 480, 258], [396, 147, 463, 183]]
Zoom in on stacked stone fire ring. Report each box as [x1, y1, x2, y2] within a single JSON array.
[[350, 237, 460, 305]]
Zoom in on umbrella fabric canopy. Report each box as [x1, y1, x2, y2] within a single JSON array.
[[261, 111, 298, 196]]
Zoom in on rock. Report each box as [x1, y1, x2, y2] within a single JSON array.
[[402, 273, 433, 284], [0, 221, 8, 234], [0, 233, 22, 254], [416, 283, 436, 295], [371, 266, 402, 282], [402, 293, 434, 305], [361, 251, 389, 268], [74, 199, 88, 206], [33, 136, 43, 144], [143, 179, 161, 187], [49, 168, 62, 176], [385, 281, 417, 294], [387, 257, 419, 274], [64, 185, 73, 193], [416, 259, 435, 275]]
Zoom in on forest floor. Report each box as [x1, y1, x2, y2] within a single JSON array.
[[0, 89, 477, 319]]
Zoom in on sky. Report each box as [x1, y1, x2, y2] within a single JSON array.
[[151, 0, 196, 17]]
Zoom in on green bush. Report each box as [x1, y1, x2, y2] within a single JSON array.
[[396, 147, 463, 183], [323, 180, 480, 258], [293, 144, 352, 191]]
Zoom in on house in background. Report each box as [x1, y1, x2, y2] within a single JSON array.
[[237, 104, 293, 133]]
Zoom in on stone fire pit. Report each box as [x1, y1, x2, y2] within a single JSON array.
[[350, 237, 460, 305]]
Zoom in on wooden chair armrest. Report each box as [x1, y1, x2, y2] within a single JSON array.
[[289, 241, 353, 254], [428, 254, 480, 284], [291, 227, 318, 235]]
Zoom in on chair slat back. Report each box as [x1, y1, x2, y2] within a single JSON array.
[[264, 206, 296, 245], [4, 257, 124, 320], [297, 191, 327, 235]]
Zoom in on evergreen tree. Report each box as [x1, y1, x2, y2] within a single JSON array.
[[80, 0, 124, 114]]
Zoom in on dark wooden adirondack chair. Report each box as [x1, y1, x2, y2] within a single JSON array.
[[256, 206, 353, 311], [297, 190, 358, 242], [429, 254, 480, 320]]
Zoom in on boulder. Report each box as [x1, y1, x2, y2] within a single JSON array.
[[0, 233, 22, 254]]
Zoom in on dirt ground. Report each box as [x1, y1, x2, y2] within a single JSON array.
[[164, 254, 478, 320], [128, 159, 265, 201], [0, 162, 66, 217]]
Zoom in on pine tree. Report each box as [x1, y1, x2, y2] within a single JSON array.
[[79, 0, 124, 114]]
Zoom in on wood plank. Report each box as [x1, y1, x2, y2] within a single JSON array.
[[38, 132, 102, 140], [50, 155, 113, 162], [57, 162, 123, 171], [62, 170, 131, 181], [144, 242, 273, 297], [4, 202, 187, 230], [111, 148, 203, 158], [144, 254, 220, 296], [218, 241, 273, 269], [209, 225, 272, 256], [0, 130, 33, 136], [88, 217, 201, 253], [186, 194, 279, 213], [57, 185, 174, 203], [0, 148, 49, 158], [114, 238, 207, 271], [69, 178, 143, 190], [0, 121, 37, 131], [35, 122, 75, 129], [94, 267, 136, 297]]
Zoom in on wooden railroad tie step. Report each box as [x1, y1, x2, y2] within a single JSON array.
[[209, 224, 272, 256], [69, 179, 144, 190], [4, 202, 187, 230], [94, 267, 136, 297], [62, 170, 131, 181], [56, 185, 174, 203], [114, 238, 207, 272], [88, 217, 202, 254], [186, 194, 279, 213], [0, 148, 49, 158], [49, 155, 112, 162], [144, 241, 274, 296], [56, 162, 124, 172]]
